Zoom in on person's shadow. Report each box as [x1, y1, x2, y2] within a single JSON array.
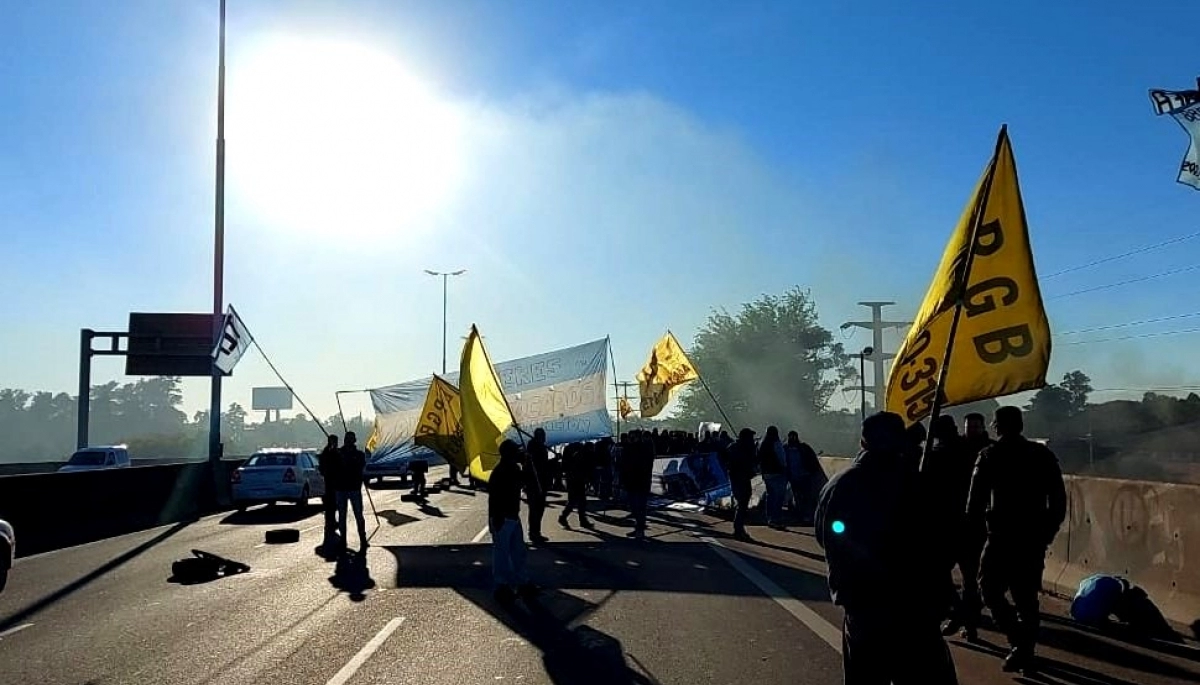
[[329, 554, 375, 602]]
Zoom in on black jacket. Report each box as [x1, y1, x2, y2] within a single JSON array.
[[618, 441, 654, 495], [331, 446, 366, 491], [967, 435, 1067, 547], [815, 448, 943, 619], [725, 440, 758, 484], [489, 457, 524, 525], [525, 438, 550, 495]]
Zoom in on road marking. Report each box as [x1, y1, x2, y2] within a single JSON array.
[[701, 537, 842, 653], [471, 526, 490, 543], [0, 623, 33, 639], [299, 523, 324, 534], [325, 616, 406, 685]]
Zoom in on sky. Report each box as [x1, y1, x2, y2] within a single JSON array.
[[4, 0, 1200, 428]]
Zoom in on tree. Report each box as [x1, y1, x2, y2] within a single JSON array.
[[1061, 370, 1093, 416], [673, 287, 853, 446]]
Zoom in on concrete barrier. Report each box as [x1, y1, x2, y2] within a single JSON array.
[[817, 455, 1200, 627], [0, 460, 241, 557]]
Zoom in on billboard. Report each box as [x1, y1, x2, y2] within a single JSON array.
[[125, 313, 224, 377], [252, 387, 294, 411]]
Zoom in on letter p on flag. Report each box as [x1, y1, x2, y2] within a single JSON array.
[[212, 305, 252, 375]]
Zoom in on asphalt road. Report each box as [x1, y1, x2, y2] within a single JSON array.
[[1, 469, 1198, 685]]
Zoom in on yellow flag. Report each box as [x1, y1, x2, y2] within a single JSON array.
[[636, 331, 700, 419], [886, 126, 1050, 424], [365, 417, 381, 453], [414, 375, 468, 473], [459, 325, 514, 482], [618, 396, 634, 419]]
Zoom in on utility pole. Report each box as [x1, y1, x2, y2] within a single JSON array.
[[208, 0, 227, 467], [424, 269, 466, 374], [841, 301, 910, 414]]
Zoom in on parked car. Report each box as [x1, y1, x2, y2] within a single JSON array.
[[231, 449, 324, 510], [58, 445, 131, 472], [0, 519, 14, 592]]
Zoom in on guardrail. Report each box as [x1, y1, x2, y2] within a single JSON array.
[[0, 460, 243, 557]]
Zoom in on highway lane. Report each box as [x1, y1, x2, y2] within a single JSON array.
[[1, 475, 1197, 685]]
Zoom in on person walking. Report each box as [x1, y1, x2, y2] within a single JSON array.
[[758, 426, 788, 528], [815, 411, 958, 685], [968, 406, 1067, 674], [619, 431, 654, 539], [316, 434, 340, 549], [525, 428, 551, 546], [334, 431, 370, 555], [940, 412, 993, 641], [489, 439, 536, 603], [559, 442, 594, 529], [726, 428, 758, 541]]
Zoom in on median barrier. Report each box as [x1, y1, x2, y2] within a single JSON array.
[[0, 460, 241, 557]]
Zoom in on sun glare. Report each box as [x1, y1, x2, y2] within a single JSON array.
[[228, 36, 463, 241]]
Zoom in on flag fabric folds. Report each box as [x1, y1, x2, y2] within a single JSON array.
[[1150, 88, 1200, 190], [636, 332, 700, 419], [459, 325, 515, 482], [885, 126, 1050, 424], [413, 375, 467, 473], [618, 396, 634, 420], [212, 305, 251, 374], [365, 417, 381, 453]]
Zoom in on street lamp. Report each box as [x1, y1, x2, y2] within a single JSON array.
[[424, 269, 466, 374], [859, 346, 874, 422]]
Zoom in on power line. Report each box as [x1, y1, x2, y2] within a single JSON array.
[[1043, 230, 1200, 279], [1061, 325, 1200, 346], [1056, 312, 1200, 336], [1046, 263, 1200, 301]]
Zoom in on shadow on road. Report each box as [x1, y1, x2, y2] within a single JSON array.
[[0, 520, 192, 632], [1037, 624, 1200, 683], [376, 509, 420, 527], [329, 554, 375, 602], [220, 505, 316, 526]]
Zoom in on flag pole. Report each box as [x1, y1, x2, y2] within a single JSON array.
[[667, 330, 735, 431], [921, 125, 1008, 469], [607, 335, 620, 437]]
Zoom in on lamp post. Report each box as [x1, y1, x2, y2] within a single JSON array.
[[424, 269, 466, 374], [859, 346, 874, 422], [208, 0, 228, 466]]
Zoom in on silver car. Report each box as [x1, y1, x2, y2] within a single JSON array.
[[231, 449, 325, 510]]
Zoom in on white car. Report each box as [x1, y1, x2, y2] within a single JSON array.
[[58, 445, 131, 472], [0, 519, 13, 592], [231, 449, 324, 510]]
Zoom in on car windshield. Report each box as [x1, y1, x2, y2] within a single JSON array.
[[245, 454, 296, 467], [66, 451, 107, 466]]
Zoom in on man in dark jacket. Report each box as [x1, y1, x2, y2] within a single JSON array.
[[815, 411, 958, 685], [489, 439, 535, 602], [618, 432, 655, 539], [317, 434, 340, 546], [968, 406, 1067, 674], [558, 442, 594, 529], [726, 428, 758, 542], [941, 412, 993, 640], [524, 428, 551, 545], [336, 432, 370, 554]]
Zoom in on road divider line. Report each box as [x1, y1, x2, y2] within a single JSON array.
[[299, 523, 324, 535], [0, 623, 33, 639], [701, 537, 842, 654], [325, 616, 406, 685], [471, 526, 490, 543]]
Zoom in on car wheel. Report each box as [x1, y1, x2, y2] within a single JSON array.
[[296, 485, 310, 506]]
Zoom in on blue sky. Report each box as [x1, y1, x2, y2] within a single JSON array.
[[4, 0, 1200, 424]]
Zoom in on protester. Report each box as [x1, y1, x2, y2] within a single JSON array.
[[758, 425, 788, 528], [906, 421, 928, 471], [785, 430, 819, 524], [726, 428, 758, 541], [618, 431, 654, 539], [815, 411, 958, 685], [941, 412, 992, 640], [317, 434, 340, 548], [967, 406, 1067, 673], [489, 439, 536, 603], [409, 457, 429, 498], [559, 442, 595, 529], [335, 431, 370, 555], [525, 428, 551, 546]]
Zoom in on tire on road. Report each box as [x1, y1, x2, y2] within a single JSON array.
[[264, 528, 300, 544]]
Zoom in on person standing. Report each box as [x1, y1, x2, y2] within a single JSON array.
[[489, 439, 536, 603], [316, 434, 340, 549], [785, 430, 820, 525], [758, 426, 788, 528], [815, 412, 958, 685], [524, 428, 551, 545], [335, 431, 370, 555], [968, 406, 1067, 674], [619, 432, 654, 539], [726, 428, 758, 541], [941, 412, 993, 640], [559, 442, 595, 529]]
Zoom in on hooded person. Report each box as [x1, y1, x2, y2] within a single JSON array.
[[489, 439, 538, 603], [815, 411, 958, 685], [727, 427, 758, 541]]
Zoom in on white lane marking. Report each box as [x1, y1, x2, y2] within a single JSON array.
[[471, 526, 490, 543], [0, 623, 33, 639], [701, 537, 842, 653], [299, 523, 324, 534], [325, 616, 406, 685]]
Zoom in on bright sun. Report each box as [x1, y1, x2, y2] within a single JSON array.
[[228, 36, 463, 240]]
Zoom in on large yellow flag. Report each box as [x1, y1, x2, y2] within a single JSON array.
[[414, 375, 468, 473], [637, 331, 700, 418], [459, 325, 514, 482], [886, 126, 1050, 424]]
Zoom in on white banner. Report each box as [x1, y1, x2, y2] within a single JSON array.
[[212, 305, 252, 374], [1150, 88, 1200, 190]]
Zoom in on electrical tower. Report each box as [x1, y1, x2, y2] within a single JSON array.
[[841, 301, 910, 413]]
